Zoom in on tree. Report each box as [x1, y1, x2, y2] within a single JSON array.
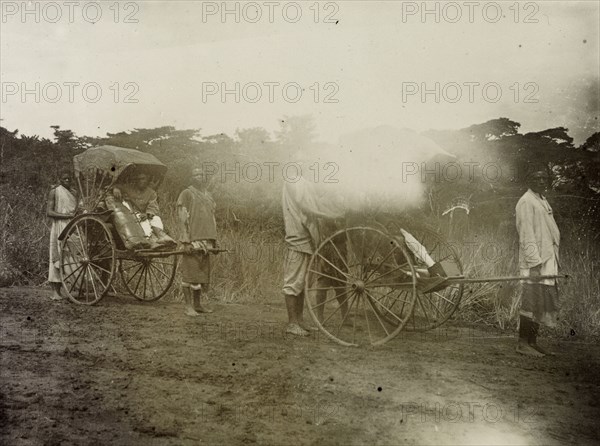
[[235, 127, 270, 151], [580, 132, 600, 152], [50, 125, 85, 151], [575, 132, 600, 194], [203, 133, 235, 150], [235, 127, 280, 163], [235, 127, 270, 145], [423, 120, 600, 230], [464, 118, 521, 142]]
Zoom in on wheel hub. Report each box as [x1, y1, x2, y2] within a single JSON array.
[[352, 280, 365, 293]]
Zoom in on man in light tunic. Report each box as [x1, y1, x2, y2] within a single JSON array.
[[515, 168, 560, 357], [282, 173, 345, 336], [46, 171, 77, 300], [177, 168, 218, 316]]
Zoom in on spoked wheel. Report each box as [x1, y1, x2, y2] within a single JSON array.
[[119, 254, 177, 301], [381, 225, 464, 332], [305, 227, 417, 347], [60, 215, 116, 305]]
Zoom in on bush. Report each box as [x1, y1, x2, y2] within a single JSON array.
[[0, 186, 49, 286]]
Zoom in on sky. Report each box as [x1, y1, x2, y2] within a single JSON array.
[[1, 1, 599, 145]]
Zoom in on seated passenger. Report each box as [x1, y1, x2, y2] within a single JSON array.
[[109, 172, 176, 249]]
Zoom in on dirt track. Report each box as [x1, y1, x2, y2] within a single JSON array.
[[1, 286, 599, 445]]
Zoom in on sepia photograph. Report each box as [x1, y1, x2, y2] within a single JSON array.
[[1, 1, 599, 444]]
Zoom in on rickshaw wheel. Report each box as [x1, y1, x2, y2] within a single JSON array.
[[379, 224, 465, 332], [305, 227, 417, 347], [119, 255, 177, 302], [60, 215, 116, 305]]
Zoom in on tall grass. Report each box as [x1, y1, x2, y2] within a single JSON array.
[[210, 227, 285, 303], [554, 228, 600, 338], [452, 222, 600, 338], [154, 194, 285, 303], [2, 183, 599, 339], [0, 186, 49, 286], [453, 226, 521, 329]]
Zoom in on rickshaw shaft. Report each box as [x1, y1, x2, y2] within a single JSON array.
[[445, 274, 569, 285]]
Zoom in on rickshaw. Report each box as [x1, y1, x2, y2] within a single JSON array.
[[58, 145, 201, 305], [304, 217, 567, 347], [296, 127, 568, 346]]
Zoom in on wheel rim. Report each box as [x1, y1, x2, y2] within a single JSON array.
[[120, 254, 177, 301], [60, 216, 115, 305], [305, 227, 417, 346], [386, 224, 464, 331]]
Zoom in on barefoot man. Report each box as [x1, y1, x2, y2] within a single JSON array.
[[47, 170, 77, 300], [515, 168, 560, 357], [177, 168, 218, 316], [282, 171, 344, 336]]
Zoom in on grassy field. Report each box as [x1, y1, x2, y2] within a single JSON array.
[[1, 183, 599, 339]]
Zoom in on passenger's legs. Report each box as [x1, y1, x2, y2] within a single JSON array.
[[400, 228, 435, 268], [149, 216, 176, 246], [399, 228, 448, 292]]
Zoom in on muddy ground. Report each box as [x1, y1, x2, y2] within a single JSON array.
[[1, 286, 599, 445]]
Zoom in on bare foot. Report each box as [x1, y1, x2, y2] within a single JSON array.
[[530, 343, 556, 356], [184, 307, 200, 317], [299, 322, 318, 332], [516, 343, 545, 357], [196, 306, 214, 314], [285, 324, 309, 337], [50, 293, 63, 301]]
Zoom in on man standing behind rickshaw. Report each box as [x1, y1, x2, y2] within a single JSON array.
[[177, 168, 218, 316], [47, 170, 77, 300]]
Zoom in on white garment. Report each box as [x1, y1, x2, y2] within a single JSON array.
[[520, 255, 558, 286], [282, 177, 344, 254], [516, 189, 560, 268], [400, 229, 435, 267], [48, 185, 77, 282], [516, 189, 560, 286], [122, 201, 163, 237]]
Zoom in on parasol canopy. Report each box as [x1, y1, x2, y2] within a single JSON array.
[[73, 145, 167, 184], [72, 145, 168, 211]]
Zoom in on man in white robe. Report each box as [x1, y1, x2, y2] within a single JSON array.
[[47, 171, 77, 300], [515, 169, 560, 357]]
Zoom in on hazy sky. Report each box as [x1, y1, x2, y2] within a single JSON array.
[[1, 1, 598, 144]]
